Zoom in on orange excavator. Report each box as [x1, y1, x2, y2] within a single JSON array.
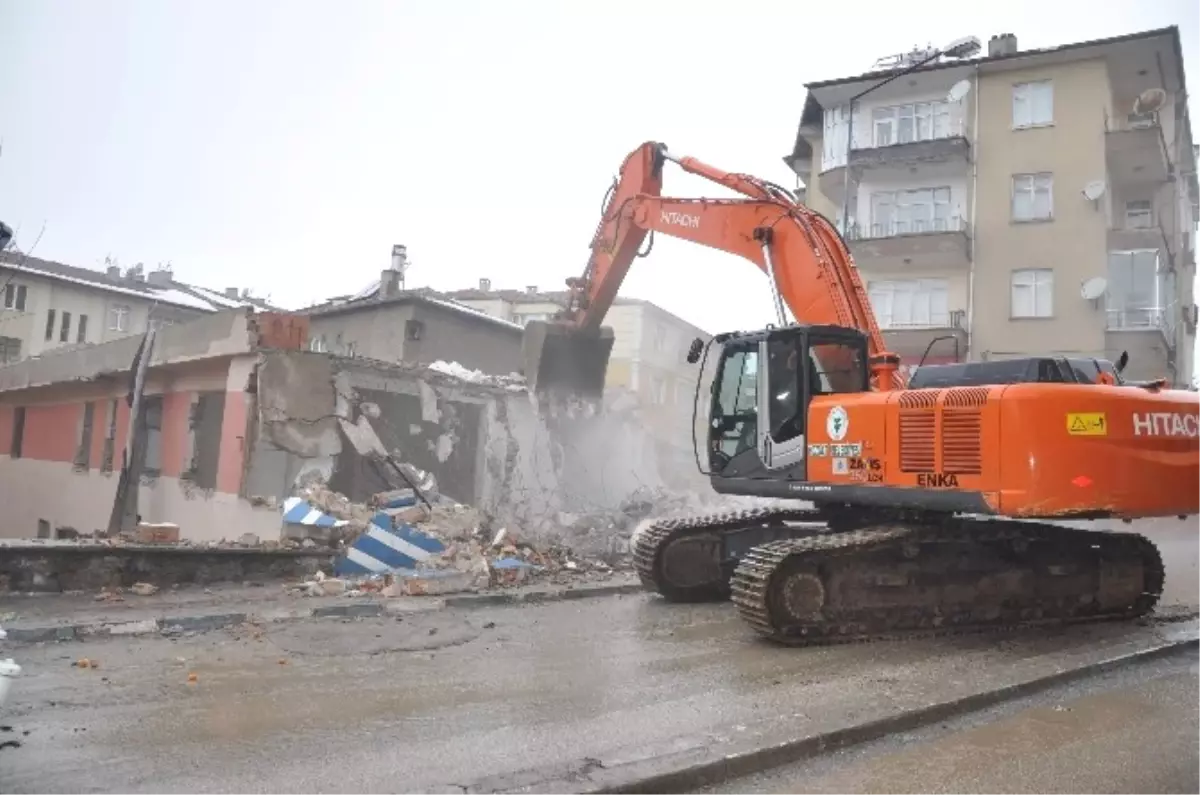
[[521, 141, 1200, 646]]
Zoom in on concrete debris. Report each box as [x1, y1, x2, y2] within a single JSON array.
[[129, 582, 159, 596], [135, 522, 180, 544]]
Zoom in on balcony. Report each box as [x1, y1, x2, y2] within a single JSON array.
[[880, 310, 967, 365], [1105, 111, 1172, 186], [1107, 221, 1169, 255], [819, 129, 971, 199], [847, 215, 972, 270]]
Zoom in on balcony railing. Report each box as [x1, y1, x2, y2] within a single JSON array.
[[877, 309, 966, 331], [821, 113, 967, 172], [1106, 306, 1169, 331], [848, 215, 967, 241]]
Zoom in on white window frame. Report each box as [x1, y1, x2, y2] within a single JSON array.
[[869, 186, 954, 237], [867, 279, 950, 329], [3, 283, 27, 311], [1012, 173, 1054, 222], [1012, 80, 1054, 129], [1107, 249, 1166, 329], [108, 304, 130, 332], [1124, 200, 1153, 230], [870, 100, 953, 148], [1010, 269, 1054, 318]]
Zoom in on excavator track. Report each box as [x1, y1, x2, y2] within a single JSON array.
[[730, 518, 1165, 646], [632, 507, 829, 602]]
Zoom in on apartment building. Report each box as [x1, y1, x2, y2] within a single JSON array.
[[784, 27, 1198, 386], [0, 251, 277, 364]]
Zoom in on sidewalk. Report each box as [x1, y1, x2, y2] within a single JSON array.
[[0, 574, 644, 643]]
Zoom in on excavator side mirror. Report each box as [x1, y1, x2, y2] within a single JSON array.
[[1115, 351, 1129, 375], [686, 337, 704, 364]]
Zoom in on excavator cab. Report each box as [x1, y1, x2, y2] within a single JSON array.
[[704, 324, 869, 484]]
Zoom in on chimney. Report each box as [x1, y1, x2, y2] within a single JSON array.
[[224, 287, 240, 299], [526, 285, 537, 295], [381, 269, 401, 298], [391, 244, 408, 273], [106, 266, 121, 279], [988, 33, 1017, 58], [147, 268, 172, 287], [479, 277, 492, 292]]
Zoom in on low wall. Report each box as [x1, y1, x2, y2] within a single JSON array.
[[0, 544, 329, 593]]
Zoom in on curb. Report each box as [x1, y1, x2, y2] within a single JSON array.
[[481, 635, 1199, 794], [3, 579, 646, 644]]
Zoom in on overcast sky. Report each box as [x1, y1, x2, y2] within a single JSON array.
[[1, 0, 1197, 343]]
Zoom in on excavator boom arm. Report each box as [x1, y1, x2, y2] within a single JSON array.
[[529, 142, 901, 395]]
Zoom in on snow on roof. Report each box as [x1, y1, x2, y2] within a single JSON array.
[[0, 260, 216, 312], [189, 285, 254, 309], [422, 295, 523, 331], [144, 286, 220, 312]]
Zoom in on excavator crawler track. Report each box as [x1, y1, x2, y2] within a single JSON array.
[[632, 507, 829, 602], [730, 518, 1164, 646]]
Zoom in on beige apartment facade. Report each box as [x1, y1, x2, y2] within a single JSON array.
[[786, 27, 1197, 387]]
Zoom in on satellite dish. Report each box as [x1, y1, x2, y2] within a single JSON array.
[[1081, 180, 1107, 201], [1081, 276, 1108, 301], [1133, 88, 1167, 116], [946, 79, 971, 103]]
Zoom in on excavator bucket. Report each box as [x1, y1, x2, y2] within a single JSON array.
[[521, 320, 615, 400]]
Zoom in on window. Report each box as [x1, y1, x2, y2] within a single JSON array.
[[870, 100, 953, 147], [653, 323, 668, 352], [1107, 249, 1165, 328], [514, 312, 550, 326], [108, 304, 130, 332], [1125, 200, 1153, 229], [77, 314, 88, 343], [59, 311, 72, 342], [74, 402, 95, 471], [1012, 81, 1053, 128], [868, 279, 950, 328], [44, 309, 56, 340], [140, 395, 163, 476], [10, 406, 25, 458], [869, 187, 953, 236], [100, 400, 118, 473], [1011, 269, 1054, 318], [1012, 173, 1053, 221], [404, 320, 424, 341], [3, 283, 27, 311], [711, 345, 759, 463], [0, 336, 20, 364]]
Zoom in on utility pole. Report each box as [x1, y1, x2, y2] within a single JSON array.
[[106, 327, 157, 535]]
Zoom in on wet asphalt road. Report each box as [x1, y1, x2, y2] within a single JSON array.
[[703, 649, 1199, 794], [1, 516, 1196, 794]]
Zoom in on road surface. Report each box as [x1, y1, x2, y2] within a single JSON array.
[[703, 649, 1199, 794], [1, 515, 1195, 793]]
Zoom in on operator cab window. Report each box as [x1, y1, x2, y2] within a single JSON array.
[[808, 337, 869, 395], [712, 344, 759, 461], [768, 337, 802, 443]]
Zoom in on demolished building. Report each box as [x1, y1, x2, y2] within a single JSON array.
[[0, 308, 717, 558]]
